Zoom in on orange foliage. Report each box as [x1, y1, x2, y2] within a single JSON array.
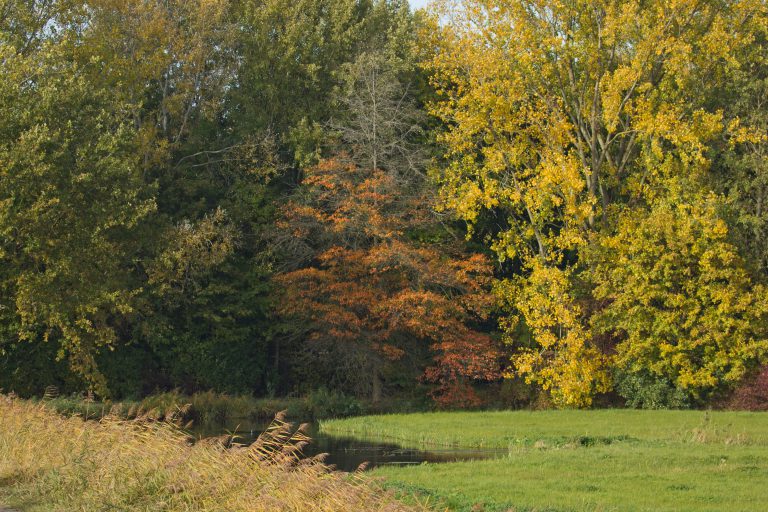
[[275, 156, 500, 405]]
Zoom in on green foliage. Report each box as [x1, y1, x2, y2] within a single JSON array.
[[304, 388, 365, 419], [0, 0, 276, 396], [709, 25, 768, 274], [613, 370, 692, 410], [235, 0, 366, 152], [0, 5, 157, 393]]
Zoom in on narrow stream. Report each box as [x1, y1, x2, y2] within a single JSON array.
[[190, 419, 507, 472]]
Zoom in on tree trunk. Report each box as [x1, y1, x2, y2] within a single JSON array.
[[371, 365, 382, 403]]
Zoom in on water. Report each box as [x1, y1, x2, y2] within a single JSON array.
[[190, 419, 507, 472]]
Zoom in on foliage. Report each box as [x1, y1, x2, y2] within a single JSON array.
[[710, 24, 768, 273], [0, 0, 275, 396], [727, 365, 768, 411], [332, 51, 427, 174], [613, 370, 691, 410], [0, 2, 157, 393], [423, 0, 768, 405], [274, 156, 501, 405], [39, 390, 367, 426], [304, 388, 365, 419], [496, 263, 611, 407], [235, 0, 366, 148], [588, 197, 768, 401], [2, 0, 768, 413]]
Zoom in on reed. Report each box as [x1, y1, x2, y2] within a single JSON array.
[[0, 395, 433, 511], [39, 388, 369, 426]]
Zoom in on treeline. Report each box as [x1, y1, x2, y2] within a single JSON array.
[[1, 0, 767, 410]]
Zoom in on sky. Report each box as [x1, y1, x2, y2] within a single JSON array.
[[409, 0, 430, 10]]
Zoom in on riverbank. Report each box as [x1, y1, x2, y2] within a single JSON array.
[[0, 396, 431, 512], [37, 388, 385, 426], [323, 410, 768, 511]]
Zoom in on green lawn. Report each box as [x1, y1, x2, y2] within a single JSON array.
[[321, 410, 768, 512]]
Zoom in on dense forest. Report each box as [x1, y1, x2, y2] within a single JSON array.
[[1, 0, 767, 410]]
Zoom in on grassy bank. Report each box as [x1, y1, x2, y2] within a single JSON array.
[[39, 388, 372, 427], [322, 410, 768, 511], [0, 395, 432, 512], [320, 409, 768, 448]]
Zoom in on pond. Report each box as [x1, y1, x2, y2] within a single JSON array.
[[189, 419, 507, 472]]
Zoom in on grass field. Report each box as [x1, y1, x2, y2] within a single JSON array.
[[321, 410, 768, 511]]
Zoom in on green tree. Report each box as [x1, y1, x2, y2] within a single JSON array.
[[1, 0, 276, 396], [0, 1, 156, 393]]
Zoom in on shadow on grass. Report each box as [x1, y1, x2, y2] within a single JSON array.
[[0, 473, 43, 512]]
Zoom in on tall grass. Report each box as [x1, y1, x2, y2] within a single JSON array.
[[0, 395, 432, 511]]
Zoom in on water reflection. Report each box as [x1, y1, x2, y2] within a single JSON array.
[[189, 419, 507, 472]]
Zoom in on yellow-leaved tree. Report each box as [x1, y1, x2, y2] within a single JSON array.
[[424, 0, 768, 406]]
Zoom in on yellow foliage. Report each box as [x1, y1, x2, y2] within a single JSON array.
[[498, 261, 611, 407], [588, 195, 768, 396], [422, 0, 767, 405]]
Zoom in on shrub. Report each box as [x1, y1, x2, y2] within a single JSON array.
[[305, 388, 364, 419], [615, 370, 692, 409]]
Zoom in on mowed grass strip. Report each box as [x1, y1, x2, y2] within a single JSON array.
[[320, 410, 768, 449], [373, 443, 768, 512]]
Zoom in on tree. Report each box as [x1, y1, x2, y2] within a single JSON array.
[[710, 26, 768, 274], [331, 51, 427, 176], [587, 196, 768, 402], [0, 1, 157, 393], [0, 0, 275, 396], [274, 156, 500, 405], [235, 0, 367, 165], [424, 0, 768, 405]]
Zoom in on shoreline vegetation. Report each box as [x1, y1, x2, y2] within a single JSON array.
[[0, 395, 433, 512], [35, 389, 766, 433], [33, 388, 425, 427], [5, 395, 768, 511]]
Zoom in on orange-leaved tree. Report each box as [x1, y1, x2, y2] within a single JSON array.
[[274, 155, 500, 405]]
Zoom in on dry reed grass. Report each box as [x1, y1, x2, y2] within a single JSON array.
[[0, 395, 433, 511]]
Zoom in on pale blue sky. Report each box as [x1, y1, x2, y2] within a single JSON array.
[[409, 0, 430, 10]]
